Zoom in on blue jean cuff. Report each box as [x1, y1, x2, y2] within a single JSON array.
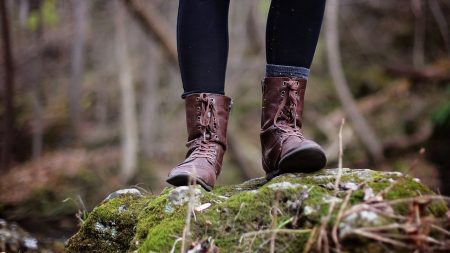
[[181, 90, 225, 99], [265, 64, 310, 79]]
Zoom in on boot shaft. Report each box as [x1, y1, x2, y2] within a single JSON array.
[[166, 93, 232, 190], [185, 93, 232, 149], [261, 77, 307, 130]]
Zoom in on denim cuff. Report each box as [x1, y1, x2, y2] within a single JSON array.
[[181, 90, 225, 99], [265, 64, 310, 79]]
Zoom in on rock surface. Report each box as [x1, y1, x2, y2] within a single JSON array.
[[0, 218, 65, 253], [66, 169, 449, 252]]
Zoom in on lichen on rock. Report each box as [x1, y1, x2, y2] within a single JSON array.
[[66, 169, 449, 252]]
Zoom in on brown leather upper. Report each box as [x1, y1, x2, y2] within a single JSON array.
[[260, 76, 321, 173], [168, 93, 232, 187]]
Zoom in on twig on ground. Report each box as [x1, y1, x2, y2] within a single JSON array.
[[234, 203, 246, 222], [332, 189, 352, 251], [277, 217, 294, 229], [375, 179, 400, 200], [375, 195, 450, 207], [170, 238, 183, 253], [338, 192, 450, 252], [270, 191, 281, 253], [350, 229, 415, 249], [246, 228, 260, 253], [239, 228, 312, 243], [181, 167, 198, 253], [317, 118, 346, 253], [303, 226, 318, 253], [431, 224, 450, 237]]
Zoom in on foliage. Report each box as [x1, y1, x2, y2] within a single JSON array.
[[432, 101, 450, 128], [27, 0, 59, 31]]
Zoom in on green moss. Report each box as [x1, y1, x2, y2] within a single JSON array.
[[67, 169, 449, 253], [66, 194, 149, 253], [138, 218, 185, 252]]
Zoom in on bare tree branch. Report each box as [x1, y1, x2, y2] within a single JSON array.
[[325, 0, 384, 162], [429, 0, 450, 56], [121, 0, 178, 65], [385, 64, 450, 83]]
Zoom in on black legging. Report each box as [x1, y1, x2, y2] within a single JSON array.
[[177, 0, 326, 98]]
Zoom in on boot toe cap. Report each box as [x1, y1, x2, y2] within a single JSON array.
[[167, 164, 216, 190]]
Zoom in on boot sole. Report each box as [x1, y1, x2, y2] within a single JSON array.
[[266, 145, 327, 180], [166, 174, 213, 191]]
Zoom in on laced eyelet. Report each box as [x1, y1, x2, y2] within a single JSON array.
[[282, 82, 287, 87], [196, 97, 200, 101], [197, 126, 202, 130], [281, 90, 286, 95]]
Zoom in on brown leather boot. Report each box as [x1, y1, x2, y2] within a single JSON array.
[[166, 93, 232, 191], [261, 77, 326, 180]]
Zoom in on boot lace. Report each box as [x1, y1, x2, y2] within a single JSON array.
[[273, 80, 304, 142], [188, 94, 219, 164]]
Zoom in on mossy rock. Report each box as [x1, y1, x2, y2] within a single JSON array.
[[66, 169, 449, 253]]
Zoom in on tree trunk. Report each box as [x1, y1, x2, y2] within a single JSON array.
[[325, 0, 384, 163], [0, 0, 15, 170], [30, 36, 43, 160], [140, 45, 160, 158], [412, 0, 426, 67], [18, 0, 29, 27], [68, 0, 87, 144], [115, 1, 138, 183], [28, 11, 44, 160]]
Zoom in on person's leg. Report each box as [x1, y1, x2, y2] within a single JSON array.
[[168, 0, 232, 190], [266, 0, 326, 78], [177, 0, 230, 98], [261, 0, 327, 179]]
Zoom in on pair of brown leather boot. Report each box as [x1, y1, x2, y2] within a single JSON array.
[[166, 77, 326, 190]]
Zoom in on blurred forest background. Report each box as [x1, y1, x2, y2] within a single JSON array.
[[1, 0, 450, 248]]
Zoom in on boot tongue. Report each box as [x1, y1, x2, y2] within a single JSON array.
[[274, 80, 303, 129], [198, 95, 215, 133], [185, 93, 231, 150]]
